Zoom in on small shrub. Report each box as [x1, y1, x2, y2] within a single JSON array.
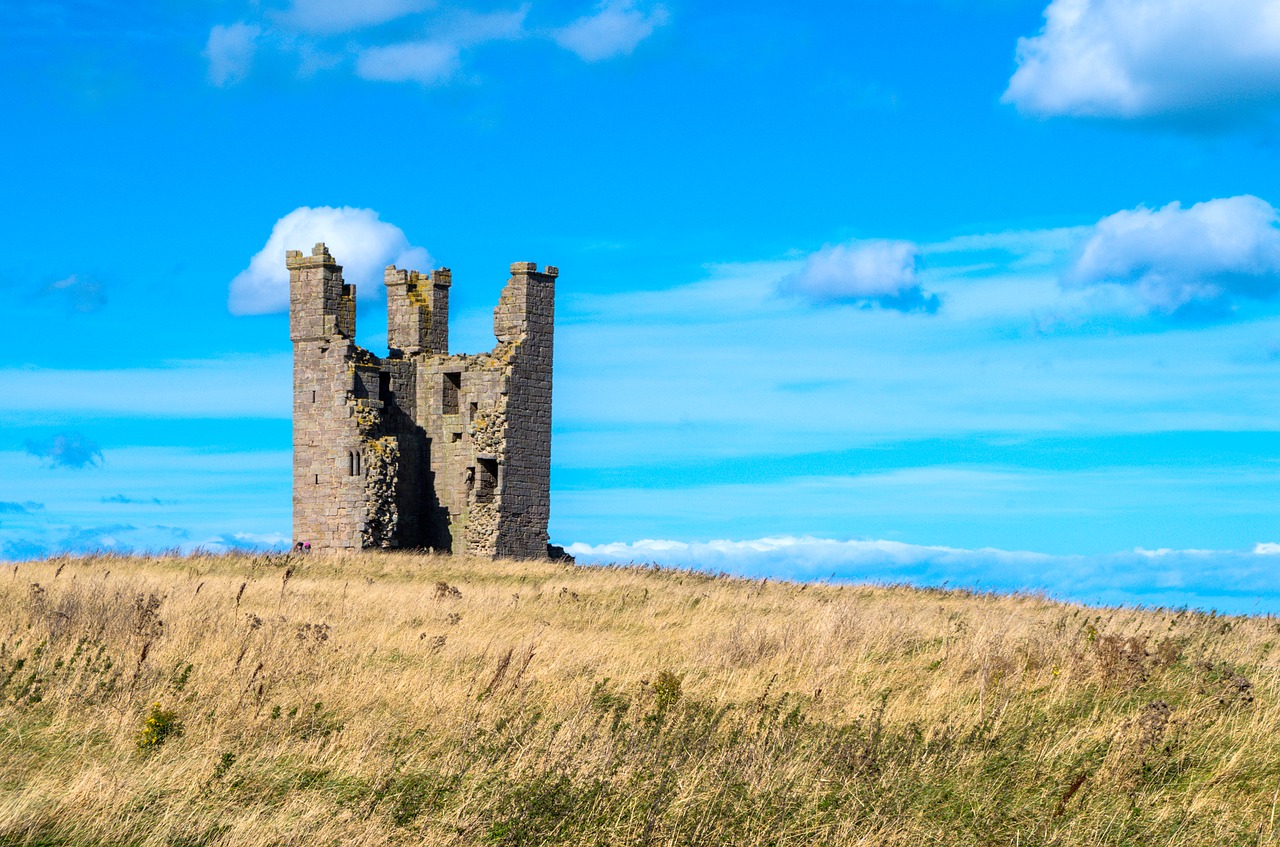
[[137, 702, 183, 750], [653, 670, 683, 712]]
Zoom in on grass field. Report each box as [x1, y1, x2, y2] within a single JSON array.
[[0, 551, 1277, 845]]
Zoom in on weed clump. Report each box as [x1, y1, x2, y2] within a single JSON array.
[[137, 702, 182, 750]]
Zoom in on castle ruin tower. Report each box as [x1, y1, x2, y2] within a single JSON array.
[[290, 243, 559, 558]]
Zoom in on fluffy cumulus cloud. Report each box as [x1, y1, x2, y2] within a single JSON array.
[[24, 433, 104, 470], [1066, 195, 1280, 315], [553, 0, 669, 61], [779, 239, 939, 312], [203, 22, 261, 87], [228, 206, 431, 315], [1004, 0, 1280, 123], [566, 536, 1280, 613]]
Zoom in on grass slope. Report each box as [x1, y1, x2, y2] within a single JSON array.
[[0, 552, 1277, 846]]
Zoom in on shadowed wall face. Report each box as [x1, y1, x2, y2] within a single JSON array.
[[291, 245, 556, 557]]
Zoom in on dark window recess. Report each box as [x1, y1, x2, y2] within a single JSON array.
[[311, 390, 317, 403], [469, 401, 478, 420], [443, 371, 461, 414], [465, 466, 475, 491], [450, 431, 462, 443], [314, 474, 320, 485], [349, 451, 361, 476], [476, 458, 498, 504], [379, 372, 391, 402]]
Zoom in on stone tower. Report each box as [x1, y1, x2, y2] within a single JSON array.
[[289, 243, 558, 558]]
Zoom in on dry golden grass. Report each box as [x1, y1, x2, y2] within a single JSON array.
[[1, 551, 1278, 845]]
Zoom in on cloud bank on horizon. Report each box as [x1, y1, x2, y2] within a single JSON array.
[[566, 536, 1280, 614]]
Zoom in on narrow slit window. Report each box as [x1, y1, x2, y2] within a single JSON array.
[[469, 401, 478, 420], [442, 371, 461, 414], [379, 372, 391, 403], [348, 451, 356, 476], [311, 390, 317, 403], [314, 474, 319, 485], [356, 452, 362, 475]]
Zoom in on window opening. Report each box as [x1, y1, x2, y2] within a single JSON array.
[[476, 458, 498, 504], [442, 371, 461, 414], [379, 372, 391, 403]]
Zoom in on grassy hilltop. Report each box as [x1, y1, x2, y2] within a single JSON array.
[[0, 553, 1277, 846]]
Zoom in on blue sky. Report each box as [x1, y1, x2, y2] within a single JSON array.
[[4, 0, 1280, 612]]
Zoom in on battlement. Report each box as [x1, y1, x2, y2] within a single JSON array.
[[509, 262, 559, 277], [287, 242, 340, 270]]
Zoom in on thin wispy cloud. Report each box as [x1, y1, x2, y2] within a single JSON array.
[[24, 433, 104, 470], [0, 501, 43, 513], [204, 22, 261, 87], [1005, 0, 1280, 125], [272, 0, 436, 34], [206, 1, 665, 87], [44, 273, 107, 313], [553, 0, 669, 62]]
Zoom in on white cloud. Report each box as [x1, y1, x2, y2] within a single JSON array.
[[228, 206, 431, 315], [1066, 195, 1280, 315], [1004, 0, 1280, 122], [275, 0, 435, 34], [565, 535, 1280, 613], [355, 41, 461, 84], [353, 9, 527, 84], [779, 239, 939, 312], [204, 22, 261, 87], [553, 0, 669, 61]]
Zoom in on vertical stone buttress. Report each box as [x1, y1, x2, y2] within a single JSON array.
[[290, 243, 399, 550]]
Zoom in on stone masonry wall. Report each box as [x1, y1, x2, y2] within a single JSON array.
[[291, 243, 557, 558]]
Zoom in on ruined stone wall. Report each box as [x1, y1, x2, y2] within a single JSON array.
[[493, 263, 556, 559], [292, 244, 556, 558]]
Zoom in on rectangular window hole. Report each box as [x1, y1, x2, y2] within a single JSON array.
[[450, 431, 462, 443], [442, 371, 461, 414], [476, 458, 498, 504]]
